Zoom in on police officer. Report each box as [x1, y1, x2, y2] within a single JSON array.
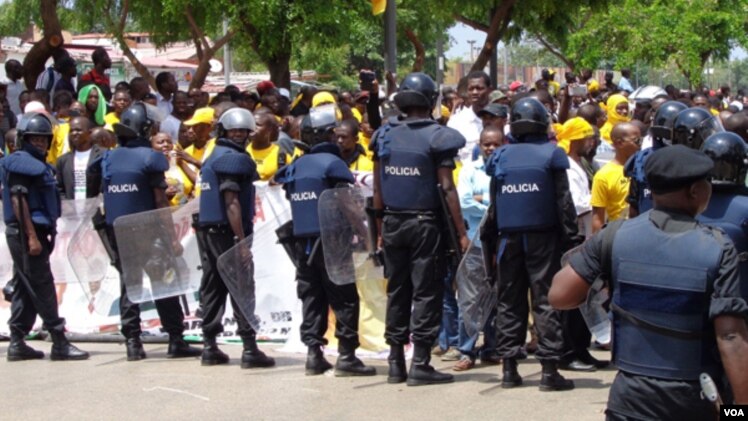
[[672, 106, 724, 151], [371, 72, 468, 386], [551, 145, 748, 419], [274, 105, 375, 377], [486, 96, 579, 391], [88, 102, 200, 361], [196, 108, 275, 368], [625, 101, 687, 217], [2, 112, 89, 361], [698, 132, 748, 302]]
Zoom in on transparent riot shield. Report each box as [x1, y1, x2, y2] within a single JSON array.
[[113, 205, 199, 303], [0, 207, 12, 296], [560, 245, 611, 344], [318, 186, 371, 285], [53, 198, 102, 284], [457, 224, 498, 338], [216, 235, 260, 331]]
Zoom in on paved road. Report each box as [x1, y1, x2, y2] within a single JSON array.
[[0, 341, 615, 420]]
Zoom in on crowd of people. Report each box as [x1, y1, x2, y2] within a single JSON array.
[[1, 46, 747, 420]]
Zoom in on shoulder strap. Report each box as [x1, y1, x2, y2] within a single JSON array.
[[597, 219, 625, 291]]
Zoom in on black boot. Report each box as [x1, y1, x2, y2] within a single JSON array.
[[50, 331, 89, 361], [241, 336, 275, 369], [126, 336, 146, 361], [167, 335, 201, 359], [387, 345, 407, 384], [305, 345, 333, 375], [501, 358, 523, 388], [406, 344, 454, 386], [201, 335, 229, 366], [335, 342, 375, 377], [539, 361, 575, 391], [7, 335, 44, 361]]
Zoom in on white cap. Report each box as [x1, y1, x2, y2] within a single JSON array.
[[278, 88, 291, 100]]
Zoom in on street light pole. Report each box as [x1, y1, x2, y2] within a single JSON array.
[[467, 40, 476, 63]]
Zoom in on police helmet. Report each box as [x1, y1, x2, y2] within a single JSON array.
[[510, 97, 549, 137], [700, 132, 748, 186], [114, 102, 165, 142], [217, 108, 256, 139], [394, 72, 438, 112], [300, 104, 339, 146], [649, 101, 688, 142], [672, 107, 723, 150], [16, 112, 54, 147]]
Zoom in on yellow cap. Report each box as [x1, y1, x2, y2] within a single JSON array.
[[184, 107, 215, 126], [312, 92, 336, 107]]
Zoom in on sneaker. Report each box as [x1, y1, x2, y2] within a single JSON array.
[[452, 357, 475, 372], [441, 348, 461, 361], [431, 346, 448, 356]]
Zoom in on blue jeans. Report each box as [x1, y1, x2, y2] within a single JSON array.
[[458, 308, 497, 360], [438, 266, 459, 350]]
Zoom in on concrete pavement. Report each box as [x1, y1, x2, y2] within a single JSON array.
[[0, 341, 615, 420]]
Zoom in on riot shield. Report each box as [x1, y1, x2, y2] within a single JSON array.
[[53, 198, 103, 284], [113, 205, 199, 303], [0, 207, 12, 300], [216, 235, 260, 331], [318, 186, 371, 285], [560, 245, 611, 344], [457, 225, 498, 338]]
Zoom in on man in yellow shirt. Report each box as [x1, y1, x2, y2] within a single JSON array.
[[590, 122, 641, 232], [247, 108, 295, 180], [180, 107, 216, 192], [336, 119, 372, 171]]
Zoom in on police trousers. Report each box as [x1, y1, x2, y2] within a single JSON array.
[[198, 227, 255, 340], [495, 231, 564, 362], [107, 227, 185, 339], [6, 224, 66, 338], [382, 213, 445, 347], [294, 236, 360, 350]]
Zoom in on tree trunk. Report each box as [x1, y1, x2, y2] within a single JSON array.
[[404, 29, 425, 73], [470, 0, 517, 73], [23, 0, 63, 90], [267, 54, 291, 89]]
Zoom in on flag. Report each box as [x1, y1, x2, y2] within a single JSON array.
[[371, 0, 386, 15]]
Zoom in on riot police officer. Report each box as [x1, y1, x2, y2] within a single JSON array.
[[672, 106, 724, 151], [552, 145, 748, 419], [625, 100, 687, 217], [698, 131, 748, 302], [2, 112, 89, 361], [486, 97, 579, 391], [196, 108, 275, 368], [274, 105, 375, 377], [371, 72, 468, 386], [88, 102, 200, 361]]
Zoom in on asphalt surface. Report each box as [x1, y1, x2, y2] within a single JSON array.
[[0, 341, 616, 420]]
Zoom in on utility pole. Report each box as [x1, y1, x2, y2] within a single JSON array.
[[467, 40, 476, 62], [223, 18, 232, 85], [384, 0, 397, 93]]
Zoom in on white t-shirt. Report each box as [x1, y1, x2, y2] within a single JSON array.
[[567, 156, 592, 237], [447, 106, 482, 162], [73, 149, 92, 200]]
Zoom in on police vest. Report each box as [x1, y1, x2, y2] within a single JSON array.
[[698, 192, 748, 301], [490, 143, 558, 232], [278, 150, 353, 237], [611, 213, 722, 381], [627, 148, 655, 213], [376, 119, 464, 210], [1, 151, 61, 227], [199, 141, 257, 236], [100, 147, 169, 225]]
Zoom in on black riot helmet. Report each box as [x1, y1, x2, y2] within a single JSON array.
[[700, 132, 748, 186], [114, 102, 164, 145], [672, 107, 723, 150], [394, 72, 438, 112], [300, 104, 338, 146], [510, 97, 549, 138], [649, 101, 688, 143], [16, 112, 54, 159]]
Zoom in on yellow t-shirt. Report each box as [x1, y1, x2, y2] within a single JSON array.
[[590, 161, 629, 221], [247, 143, 301, 181], [358, 132, 373, 159], [351, 108, 363, 123], [349, 153, 373, 172], [186, 138, 216, 197], [47, 121, 70, 165]]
